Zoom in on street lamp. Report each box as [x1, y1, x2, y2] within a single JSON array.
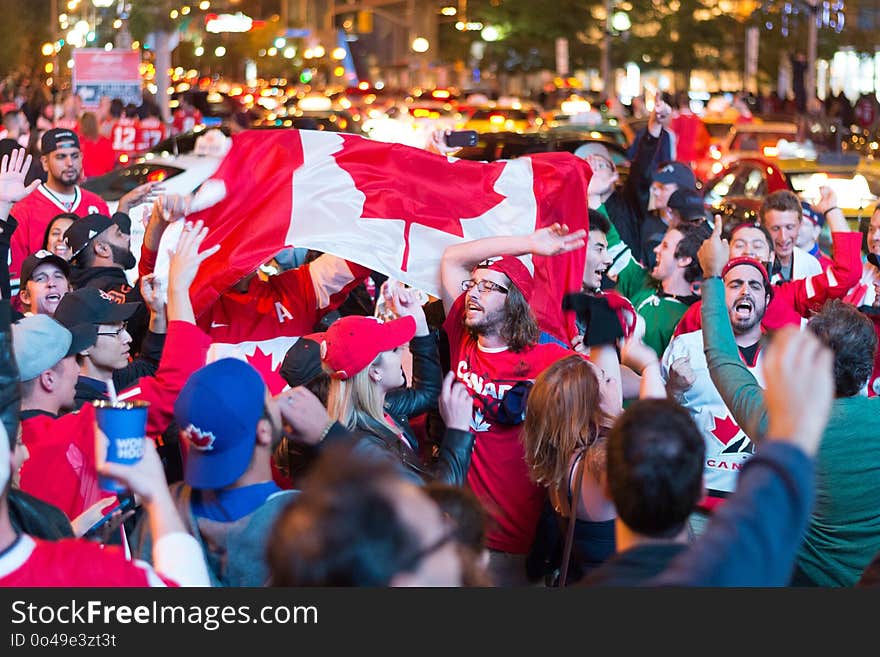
[[411, 37, 430, 53]]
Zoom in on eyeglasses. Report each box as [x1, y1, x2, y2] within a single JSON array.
[[96, 322, 128, 339], [460, 279, 508, 295]]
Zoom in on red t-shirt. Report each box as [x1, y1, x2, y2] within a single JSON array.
[[110, 117, 140, 160], [173, 109, 203, 134], [444, 294, 573, 553], [0, 535, 176, 587], [80, 135, 116, 178]]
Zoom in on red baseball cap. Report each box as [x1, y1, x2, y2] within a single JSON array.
[[721, 256, 772, 296], [321, 315, 417, 380], [474, 255, 534, 302]]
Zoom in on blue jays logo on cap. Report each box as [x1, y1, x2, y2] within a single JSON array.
[[181, 424, 216, 451]]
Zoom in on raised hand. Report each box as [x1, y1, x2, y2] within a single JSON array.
[[438, 371, 473, 433], [667, 355, 696, 394], [813, 185, 838, 216], [167, 219, 220, 293], [385, 281, 429, 336], [697, 215, 729, 278], [529, 223, 587, 256], [0, 148, 40, 206], [118, 180, 164, 214], [276, 386, 333, 446]]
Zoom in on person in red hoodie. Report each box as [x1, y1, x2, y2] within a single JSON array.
[[13, 219, 216, 521]]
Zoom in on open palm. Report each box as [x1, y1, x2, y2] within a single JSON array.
[[0, 149, 39, 205]]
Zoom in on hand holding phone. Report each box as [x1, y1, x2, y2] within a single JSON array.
[[444, 130, 478, 148]]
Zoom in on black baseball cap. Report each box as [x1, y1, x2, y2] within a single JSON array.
[[19, 249, 71, 284], [64, 212, 131, 261], [653, 161, 696, 188], [667, 187, 707, 220], [54, 287, 140, 329], [40, 128, 80, 155], [280, 334, 325, 388]]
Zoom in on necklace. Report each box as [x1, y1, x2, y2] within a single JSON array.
[[40, 184, 79, 212]]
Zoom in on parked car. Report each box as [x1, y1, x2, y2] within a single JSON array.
[[455, 130, 630, 184]]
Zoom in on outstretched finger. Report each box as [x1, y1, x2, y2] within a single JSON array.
[[196, 243, 220, 263], [0, 153, 8, 174], [19, 152, 32, 175], [440, 370, 455, 399]]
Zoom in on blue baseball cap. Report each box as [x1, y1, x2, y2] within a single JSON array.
[[174, 358, 266, 490], [801, 200, 825, 227]]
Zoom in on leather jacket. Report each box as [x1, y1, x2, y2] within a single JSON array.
[[0, 216, 21, 444], [329, 330, 474, 486]]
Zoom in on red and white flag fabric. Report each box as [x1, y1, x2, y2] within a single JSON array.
[[182, 129, 592, 342]]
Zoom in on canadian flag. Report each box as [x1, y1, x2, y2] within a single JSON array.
[[181, 129, 591, 342]]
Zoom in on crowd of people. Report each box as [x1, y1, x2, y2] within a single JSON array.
[[0, 90, 879, 589]]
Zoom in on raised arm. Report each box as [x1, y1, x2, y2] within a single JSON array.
[[439, 223, 586, 312], [698, 219, 770, 439]]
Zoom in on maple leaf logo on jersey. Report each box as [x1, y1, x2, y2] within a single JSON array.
[[333, 134, 508, 272], [181, 424, 216, 451], [471, 409, 491, 433], [710, 415, 741, 446]]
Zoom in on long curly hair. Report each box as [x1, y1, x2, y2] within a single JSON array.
[[520, 355, 612, 490]]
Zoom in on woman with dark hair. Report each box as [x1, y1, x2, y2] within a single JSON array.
[[41, 213, 77, 260]]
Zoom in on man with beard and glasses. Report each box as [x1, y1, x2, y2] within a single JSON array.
[[439, 223, 590, 586], [129, 358, 297, 587], [661, 221, 774, 534], [63, 212, 153, 353]]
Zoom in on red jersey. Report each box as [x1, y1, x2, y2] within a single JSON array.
[[0, 535, 176, 587], [194, 255, 369, 395], [173, 109, 203, 134], [10, 185, 109, 286], [19, 321, 210, 519], [136, 117, 168, 152], [444, 295, 573, 553], [110, 117, 140, 161]]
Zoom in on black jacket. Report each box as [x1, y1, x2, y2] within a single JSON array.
[[0, 217, 21, 443], [69, 264, 150, 354], [72, 330, 166, 410], [330, 331, 474, 486]]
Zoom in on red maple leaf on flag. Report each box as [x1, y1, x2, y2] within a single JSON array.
[[332, 134, 508, 271], [245, 346, 288, 396], [710, 415, 741, 445]]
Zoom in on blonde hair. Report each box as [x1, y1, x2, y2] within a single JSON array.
[[326, 352, 398, 436], [520, 355, 611, 489]]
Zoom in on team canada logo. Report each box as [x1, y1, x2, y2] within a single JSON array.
[[181, 423, 216, 451]]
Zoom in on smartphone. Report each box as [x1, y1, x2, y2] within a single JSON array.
[[82, 494, 136, 538], [445, 130, 478, 148]]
